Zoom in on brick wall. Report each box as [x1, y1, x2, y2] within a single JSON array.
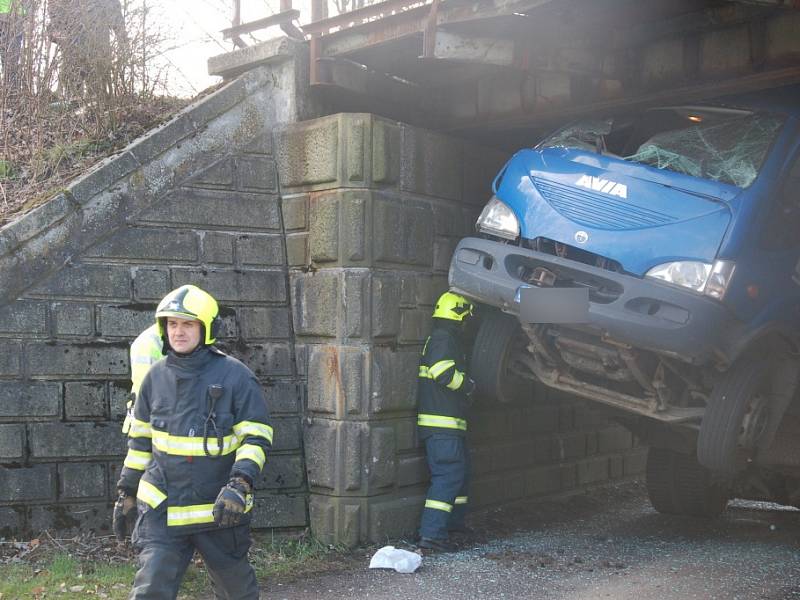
[[468, 389, 646, 506]]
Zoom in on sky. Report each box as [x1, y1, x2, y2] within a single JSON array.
[[155, 0, 308, 97]]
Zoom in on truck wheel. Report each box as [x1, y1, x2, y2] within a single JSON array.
[[469, 310, 530, 404], [646, 447, 729, 517], [697, 358, 770, 474]]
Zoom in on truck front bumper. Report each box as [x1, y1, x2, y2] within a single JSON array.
[[449, 237, 740, 364]]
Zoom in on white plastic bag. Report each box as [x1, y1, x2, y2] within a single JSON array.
[[368, 545, 422, 574]]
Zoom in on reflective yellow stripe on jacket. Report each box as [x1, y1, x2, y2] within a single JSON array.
[[128, 417, 152, 439], [150, 421, 272, 458], [417, 413, 467, 431], [424, 499, 452, 512], [123, 449, 152, 471], [419, 361, 466, 391], [428, 360, 455, 379], [137, 480, 167, 509], [168, 504, 216, 526], [421, 363, 459, 380], [152, 430, 240, 456], [122, 415, 133, 436], [137, 483, 254, 526], [232, 421, 274, 444], [446, 370, 464, 391], [166, 495, 253, 527], [235, 444, 266, 469]]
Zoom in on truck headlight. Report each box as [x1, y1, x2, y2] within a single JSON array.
[[645, 260, 735, 300], [703, 260, 736, 300], [476, 196, 520, 241]]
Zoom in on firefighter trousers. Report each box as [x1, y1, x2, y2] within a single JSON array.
[[130, 507, 259, 600], [419, 433, 470, 541]]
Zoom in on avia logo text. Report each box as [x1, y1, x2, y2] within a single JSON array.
[[575, 175, 628, 199]]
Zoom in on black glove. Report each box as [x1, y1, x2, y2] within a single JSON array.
[[212, 477, 251, 527], [113, 488, 137, 541]]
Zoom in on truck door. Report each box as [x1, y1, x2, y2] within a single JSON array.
[[742, 143, 800, 330]]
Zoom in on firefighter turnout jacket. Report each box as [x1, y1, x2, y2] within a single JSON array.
[[122, 324, 163, 435], [118, 345, 272, 533], [417, 320, 472, 438], [130, 324, 163, 397]]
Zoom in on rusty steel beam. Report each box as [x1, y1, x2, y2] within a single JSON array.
[[315, 0, 719, 61], [447, 65, 800, 134], [431, 31, 516, 66], [310, 36, 323, 84], [319, 11, 430, 57], [434, 0, 554, 29], [311, 59, 442, 127], [276, 0, 304, 39], [305, 0, 431, 35], [308, 0, 328, 84], [422, 0, 441, 58], [623, 3, 774, 48], [308, 0, 799, 127], [320, 57, 427, 104], [311, 0, 328, 22], [313, 0, 556, 57], [221, 10, 302, 39], [231, 0, 246, 49]]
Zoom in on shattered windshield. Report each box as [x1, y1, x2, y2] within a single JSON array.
[[546, 118, 615, 154], [540, 108, 784, 188]]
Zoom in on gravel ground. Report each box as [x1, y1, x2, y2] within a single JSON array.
[[264, 481, 800, 600]]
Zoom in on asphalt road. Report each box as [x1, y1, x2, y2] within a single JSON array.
[[264, 481, 800, 600]]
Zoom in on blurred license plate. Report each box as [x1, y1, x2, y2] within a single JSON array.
[[517, 286, 589, 323]]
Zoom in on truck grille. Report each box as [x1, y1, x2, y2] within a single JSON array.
[[525, 237, 624, 274], [533, 177, 676, 230], [511, 241, 624, 304]]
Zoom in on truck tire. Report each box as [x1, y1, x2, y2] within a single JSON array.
[[646, 447, 729, 517], [697, 358, 770, 475], [469, 310, 530, 404]]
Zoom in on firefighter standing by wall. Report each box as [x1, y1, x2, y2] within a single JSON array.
[[122, 323, 162, 435], [417, 291, 476, 552], [113, 285, 273, 599]]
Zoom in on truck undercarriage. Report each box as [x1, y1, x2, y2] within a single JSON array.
[[470, 308, 800, 517], [515, 323, 707, 424]]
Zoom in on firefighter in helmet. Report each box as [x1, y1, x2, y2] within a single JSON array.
[[417, 291, 476, 552], [114, 285, 272, 599]]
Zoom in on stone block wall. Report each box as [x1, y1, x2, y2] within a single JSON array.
[[468, 388, 646, 507], [278, 113, 646, 545], [0, 40, 310, 538]]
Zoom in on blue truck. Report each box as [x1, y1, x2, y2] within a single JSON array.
[[450, 86, 800, 516]]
